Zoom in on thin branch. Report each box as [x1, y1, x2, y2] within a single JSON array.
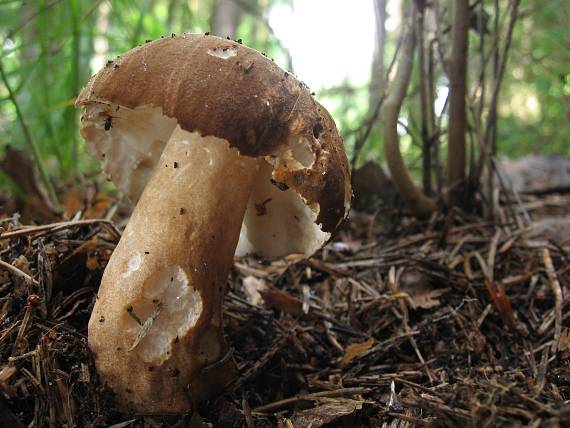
[[483, 0, 520, 146], [446, 0, 470, 207], [417, 3, 432, 195], [0, 259, 39, 286], [542, 248, 562, 354]]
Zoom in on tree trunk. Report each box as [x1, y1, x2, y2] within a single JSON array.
[[446, 0, 470, 207], [211, 0, 241, 39], [417, 2, 432, 195], [382, 6, 435, 218], [369, 0, 387, 110]]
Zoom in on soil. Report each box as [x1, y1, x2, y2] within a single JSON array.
[[0, 193, 569, 427]]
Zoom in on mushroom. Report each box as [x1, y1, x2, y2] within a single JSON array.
[[76, 34, 351, 413]]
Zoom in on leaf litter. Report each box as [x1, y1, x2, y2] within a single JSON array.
[[0, 193, 569, 427]]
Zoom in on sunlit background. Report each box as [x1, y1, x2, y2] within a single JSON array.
[[0, 0, 568, 196], [269, 0, 375, 90]]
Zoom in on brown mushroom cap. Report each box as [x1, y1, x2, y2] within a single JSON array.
[[77, 34, 351, 257]]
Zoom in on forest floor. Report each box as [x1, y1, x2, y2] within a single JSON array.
[[0, 192, 569, 427]]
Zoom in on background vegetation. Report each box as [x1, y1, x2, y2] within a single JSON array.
[[0, 0, 568, 212]]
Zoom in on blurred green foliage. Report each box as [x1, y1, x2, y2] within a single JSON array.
[[497, 0, 570, 157], [0, 0, 568, 204]]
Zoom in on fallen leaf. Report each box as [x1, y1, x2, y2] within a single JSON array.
[[399, 270, 446, 309], [484, 279, 517, 331], [290, 399, 364, 428], [259, 284, 303, 316], [86, 254, 99, 271], [341, 337, 375, 367], [409, 288, 446, 310], [64, 188, 114, 219]]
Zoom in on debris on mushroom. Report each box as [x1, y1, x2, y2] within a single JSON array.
[[76, 34, 351, 413]]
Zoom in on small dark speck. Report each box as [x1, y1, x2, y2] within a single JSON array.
[[171, 33, 176, 38], [270, 179, 289, 191], [272, 234, 276, 238], [148, 366, 155, 372], [165, 164, 168, 167], [237, 38, 243, 44], [144, 251, 149, 254], [104, 116, 112, 130], [174, 336, 180, 343], [106, 60, 113, 67], [173, 161, 178, 168], [313, 122, 324, 138], [171, 368, 180, 377], [205, 32, 210, 35], [226, 36, 231, 40], [170, 277, 174, 282], [116, 347, 122, 351], [152, 299, 159, 303], [114, 63, 120, 69], [180, 207, 186, 215], [99, 316, 105, 322], [254, 198, 272, 216], [311, 92, 316, 96]]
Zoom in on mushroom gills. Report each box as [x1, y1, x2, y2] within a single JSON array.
[[236, 161, 330, 259], [81, 103, 329, 259], [80, 104, 177, 202]]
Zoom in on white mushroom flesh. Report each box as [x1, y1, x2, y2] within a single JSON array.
[[80, 103, 330, 258]]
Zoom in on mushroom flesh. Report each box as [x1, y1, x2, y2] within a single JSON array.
[[77, 34, 351, 413]]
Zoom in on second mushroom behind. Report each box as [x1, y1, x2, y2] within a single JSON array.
[[77, 33, 351, 412]]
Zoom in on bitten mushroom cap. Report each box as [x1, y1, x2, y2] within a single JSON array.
[[78, 34, 352, 412], [76, 34, 351, 257]]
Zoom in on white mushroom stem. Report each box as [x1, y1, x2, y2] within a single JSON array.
[[88, 126, 260, 412]]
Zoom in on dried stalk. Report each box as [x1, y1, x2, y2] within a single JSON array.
[[382, 5, 435, 217], [446, 0, 470, 207], [542, 248, 562, 354]]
